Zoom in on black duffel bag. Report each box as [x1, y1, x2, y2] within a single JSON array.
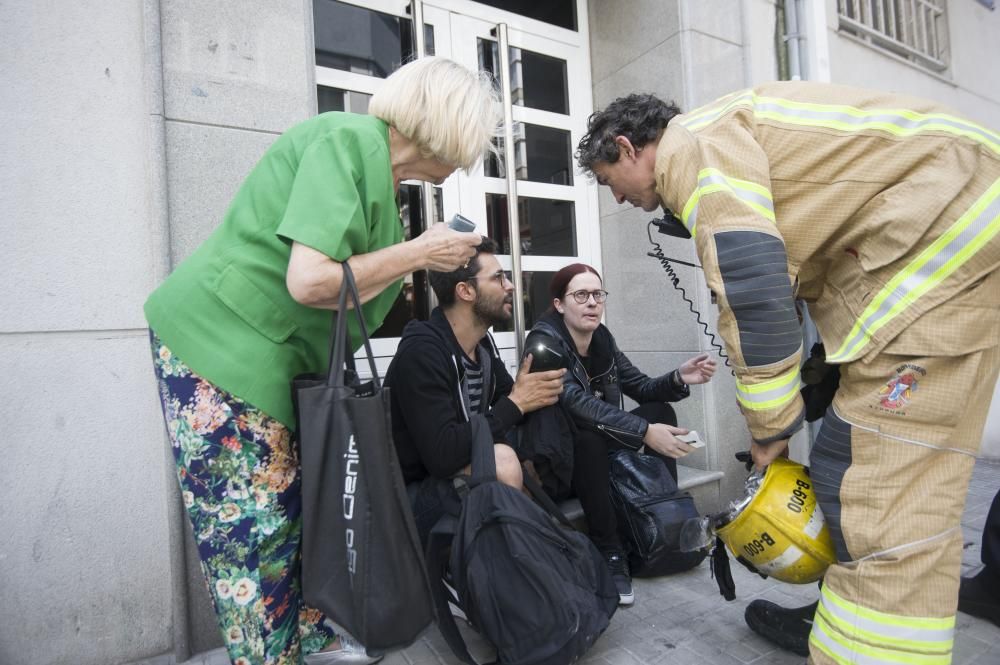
[[609, 449, 707, 577], [428, 417, 618, 665]]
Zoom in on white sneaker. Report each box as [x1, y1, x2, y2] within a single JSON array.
[[304, 634, 384, 665], [441, 574, 468, 624]]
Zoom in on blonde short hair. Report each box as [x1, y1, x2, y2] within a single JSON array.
[[369, 57, 502, 171]]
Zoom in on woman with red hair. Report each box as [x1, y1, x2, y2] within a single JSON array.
[[523, 262, 716, 606]]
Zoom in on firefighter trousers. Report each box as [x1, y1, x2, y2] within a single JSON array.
[[806, 309, 1000, 664]]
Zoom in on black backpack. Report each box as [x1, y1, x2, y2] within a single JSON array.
[[608, 449, 707, 577], [428, 417, 618, 665]]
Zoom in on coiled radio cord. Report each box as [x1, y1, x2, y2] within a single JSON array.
[[646, 220, 732, 371]]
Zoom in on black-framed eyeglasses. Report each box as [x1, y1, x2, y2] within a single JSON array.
[[566, 289, 608, 304], [468, 270, 512, 286]]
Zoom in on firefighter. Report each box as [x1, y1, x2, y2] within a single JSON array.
[[577, 82, 1000, 664]]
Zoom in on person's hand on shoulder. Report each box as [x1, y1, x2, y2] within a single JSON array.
[[415, 223, 482, 271], [508, 354, 564, 415], [643, 423, 695, 459], [678, 353, 717, 385]]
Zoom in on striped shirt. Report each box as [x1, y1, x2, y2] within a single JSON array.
[[462, 355, 484, 414]]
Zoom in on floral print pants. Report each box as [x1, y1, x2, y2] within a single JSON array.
[[150, 331, 336, 665]]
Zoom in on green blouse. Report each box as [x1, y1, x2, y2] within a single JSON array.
[[145, 113, 402, 428]]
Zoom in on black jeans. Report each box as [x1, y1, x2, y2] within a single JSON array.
[[407, 475, 462, 550], [572, 402, 678, 552]]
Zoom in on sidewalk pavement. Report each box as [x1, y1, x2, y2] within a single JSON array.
[[184, 459, 999, 665], [382, 458, 1000, 665]]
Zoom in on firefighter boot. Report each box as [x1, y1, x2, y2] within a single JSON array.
[[958, 568, 1000, 628], [744, 599, 817, 657]]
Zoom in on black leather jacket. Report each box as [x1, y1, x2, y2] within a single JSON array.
[[525, 311, 690, 449]]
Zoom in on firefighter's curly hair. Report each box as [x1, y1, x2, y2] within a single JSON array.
[[576, 94, 682, 173]]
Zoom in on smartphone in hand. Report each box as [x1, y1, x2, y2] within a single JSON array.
[[524, 340, 565, 373], [676, 431, 706, 449], [447, 214, 477, 233]]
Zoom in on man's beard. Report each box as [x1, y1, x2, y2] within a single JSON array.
[[473, 292, 512, 328]]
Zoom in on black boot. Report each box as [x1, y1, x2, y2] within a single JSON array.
[[744, 599, 817, 657], [958, 569, 1000, 628]]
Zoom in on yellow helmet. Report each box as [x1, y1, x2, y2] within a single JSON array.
[[716, 458, 835, 584]]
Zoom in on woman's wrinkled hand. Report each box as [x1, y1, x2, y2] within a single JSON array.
[[416, 223, 482, 271]]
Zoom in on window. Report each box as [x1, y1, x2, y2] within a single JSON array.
[[313, 0, 433, 77], [485, 124, 574, 185], [837, 0, 948, 71], [317, 87, 371, 114], [470, 0, 577, 31], [485, 194, 576, 257], [478, 40, 570, 114]]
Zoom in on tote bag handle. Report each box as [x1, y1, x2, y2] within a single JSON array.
[[326, 261, 380, 389]]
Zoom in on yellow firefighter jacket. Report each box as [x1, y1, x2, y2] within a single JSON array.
[[654, 81, 1000, 444]]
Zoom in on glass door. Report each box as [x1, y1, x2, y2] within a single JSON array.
[[312, 0, 599, 374], [443, 9, 599, 364]]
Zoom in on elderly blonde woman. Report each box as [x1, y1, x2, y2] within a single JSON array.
[[145, 57, 501, 665]]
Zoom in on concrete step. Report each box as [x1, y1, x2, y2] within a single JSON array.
[[679, 463, 726, 514], [556, 463, 725, 521], [677, 464, 725, 492]]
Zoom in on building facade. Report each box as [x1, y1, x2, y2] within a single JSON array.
[[1, 1, 998, 663]]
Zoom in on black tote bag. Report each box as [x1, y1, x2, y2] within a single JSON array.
[[293, 262, 434, 651]]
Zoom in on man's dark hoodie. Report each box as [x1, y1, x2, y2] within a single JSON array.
[[387, 307, 523, 484]]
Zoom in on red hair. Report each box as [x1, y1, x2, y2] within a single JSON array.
[[549, 263, 602, 301]]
